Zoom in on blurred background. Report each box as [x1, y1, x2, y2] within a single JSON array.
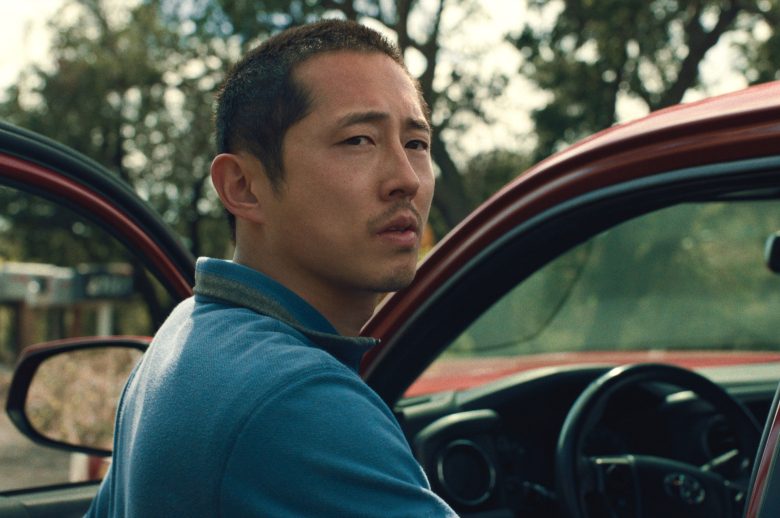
[[2, 0, 778, 255]]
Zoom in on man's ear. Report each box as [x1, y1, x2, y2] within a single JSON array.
[[210, 153, 265, 225]]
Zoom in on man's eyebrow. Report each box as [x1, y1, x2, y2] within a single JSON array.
[[336, 111, 431, 134], [407, 116, 432, 135]]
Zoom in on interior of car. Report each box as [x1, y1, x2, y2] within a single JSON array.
[[365, 158, 780, 517]]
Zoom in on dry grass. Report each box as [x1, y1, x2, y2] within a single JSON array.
[[26, 347, 141, 450]]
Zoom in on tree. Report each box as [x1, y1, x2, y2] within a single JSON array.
[[513, 0, 780, 161], [1, 0, 228, 259], [462, 149, 531, 209], [0, 0, 213, 327]]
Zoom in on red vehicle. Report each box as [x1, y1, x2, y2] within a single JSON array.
[[2, 80, 780, 517]]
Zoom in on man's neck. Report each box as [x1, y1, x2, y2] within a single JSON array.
[[301, 288, 377, 336], [232, 252, 376, 337]]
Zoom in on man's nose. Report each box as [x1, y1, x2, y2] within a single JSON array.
[[380, 142, 421, 200]]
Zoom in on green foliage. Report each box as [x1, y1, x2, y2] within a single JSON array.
[[513, 0, 780, 161], [0, 187, 121, 264], [0, 185, 174, 357], [1, 0, 228, 258], [449, 199, 780, 357], [732, 2, 780, 84], [462, 149, 530, 203]]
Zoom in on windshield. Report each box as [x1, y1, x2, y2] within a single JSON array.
[[410, 199, 780, 396]]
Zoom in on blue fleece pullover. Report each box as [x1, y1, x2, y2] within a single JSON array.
[[86, 258, 456, 517]]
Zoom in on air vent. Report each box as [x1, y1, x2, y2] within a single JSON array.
[[436, 439, 496, 506]]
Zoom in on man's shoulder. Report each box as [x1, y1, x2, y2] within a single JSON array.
[[163, 294, 320, 350], [149, 295, 352, 389]]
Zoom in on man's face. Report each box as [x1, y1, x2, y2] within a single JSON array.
[[257, 51, 434, 302]]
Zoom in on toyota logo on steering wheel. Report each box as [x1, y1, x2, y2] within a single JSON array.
[[664, 473, 706, 505]]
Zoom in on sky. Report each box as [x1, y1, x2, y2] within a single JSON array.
[[0, 1, 754, 157], [0, 1, 63, 91], [0, 1, 525, 90]]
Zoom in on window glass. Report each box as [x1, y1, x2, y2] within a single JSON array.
[[410, 200, 780, 396], [0, 185, 173, 491]]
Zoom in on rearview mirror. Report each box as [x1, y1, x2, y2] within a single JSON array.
[[5, 337, 148, 456]]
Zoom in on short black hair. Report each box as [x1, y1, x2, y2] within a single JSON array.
[[214, 19, 427, 235]]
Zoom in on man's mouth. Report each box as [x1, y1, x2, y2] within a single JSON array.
[[374, 211, 422, 248], [378, 215, 419, 235]]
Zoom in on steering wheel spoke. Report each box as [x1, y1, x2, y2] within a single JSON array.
[[555, 363, 761, 518], [586, 455, 640, 518], [633, 454, 733, 518]]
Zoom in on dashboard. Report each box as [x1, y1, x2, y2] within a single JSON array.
[[397, 364, 777, 517]]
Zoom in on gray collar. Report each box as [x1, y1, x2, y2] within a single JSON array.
[[194, 268, 379, 371]]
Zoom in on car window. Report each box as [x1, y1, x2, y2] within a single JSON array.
[[0, 185, 173, 491], [410, 198, 780, 396]]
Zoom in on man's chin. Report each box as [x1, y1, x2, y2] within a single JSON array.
[[373, 270, 417, 294]]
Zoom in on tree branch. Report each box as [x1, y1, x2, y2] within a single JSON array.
[[660, 2, 741, 107]]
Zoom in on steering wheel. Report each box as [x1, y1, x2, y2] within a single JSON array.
[[555, 363, 761, 518]]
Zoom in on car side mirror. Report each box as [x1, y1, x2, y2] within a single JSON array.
[[765, 232, 780, 273], [5, 337, 149, 456]]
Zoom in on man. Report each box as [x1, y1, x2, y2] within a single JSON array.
[[87, 19, 458, 517]]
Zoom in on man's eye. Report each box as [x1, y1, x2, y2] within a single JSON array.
[[343, 136, 372, 145], [406, 139, 429, 151]]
